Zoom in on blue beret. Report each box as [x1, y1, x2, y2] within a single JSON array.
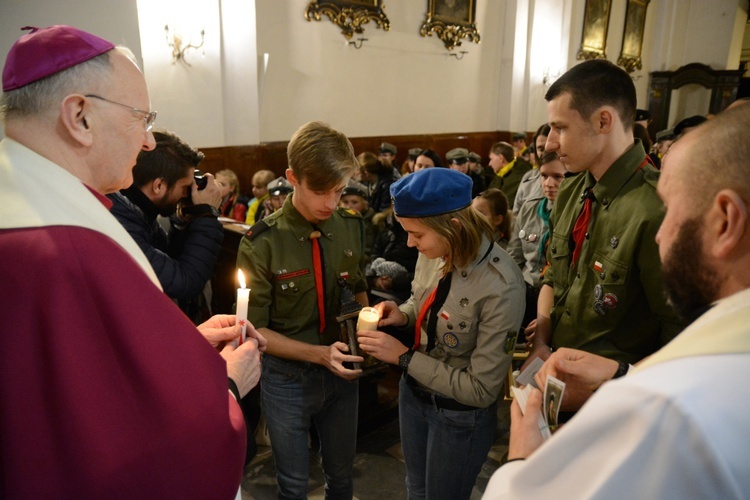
[[390, 168, 472, 218]]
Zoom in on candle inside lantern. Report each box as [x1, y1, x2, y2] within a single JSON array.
[[356, 307, 380, 332], [236, 269, 250, 344]]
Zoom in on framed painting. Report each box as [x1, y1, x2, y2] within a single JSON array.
[[305, 0, 391, 40], [576, 0, 612, 60], [617, 0, 650, 73], [420, 0, 480, 51]]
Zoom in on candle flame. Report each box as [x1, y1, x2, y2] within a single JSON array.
[[237, 269, 246, 289]]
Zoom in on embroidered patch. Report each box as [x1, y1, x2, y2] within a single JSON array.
[[603, 293, 619, 310], [504, 330, 517, 354], [340, 271, 349, 280], [440, 310, 450, 321], [443, 332, 459, 348], [277, 269, 310, 280], [593, 261, 603, 273]]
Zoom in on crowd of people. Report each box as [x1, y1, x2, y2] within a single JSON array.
[[2, 23, 749, 500]]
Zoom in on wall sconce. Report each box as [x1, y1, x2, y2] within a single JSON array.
[[164, 24, 205, 66], [347, 37, 368, 49], [448, 51, 468, 60]]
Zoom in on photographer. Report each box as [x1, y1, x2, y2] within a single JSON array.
[[108, 129, 223, 322]]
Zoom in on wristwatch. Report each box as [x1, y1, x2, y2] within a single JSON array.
[[398, 350, 414, 371]]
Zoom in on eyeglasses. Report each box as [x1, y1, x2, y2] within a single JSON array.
[[85, 94, 157, 131]]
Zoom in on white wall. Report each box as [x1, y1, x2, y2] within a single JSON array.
[[254, 1, 511, 141]]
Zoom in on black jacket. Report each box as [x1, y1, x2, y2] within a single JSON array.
[[108, 187, 223, 300]]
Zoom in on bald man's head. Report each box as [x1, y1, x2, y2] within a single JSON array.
[[663, 105, 750, 215]]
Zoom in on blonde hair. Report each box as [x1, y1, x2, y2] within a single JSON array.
[[411, 206, 494, 271], [252, 169, 275, 188], [287, 121, 358, 191], [216, 169, 240, 196]]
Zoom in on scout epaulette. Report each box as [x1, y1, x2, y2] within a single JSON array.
[[245, 220, 270, 241]]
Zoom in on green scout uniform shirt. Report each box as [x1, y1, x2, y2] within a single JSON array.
[[542, 141, 684, 364], [237, 194, 367, 346]]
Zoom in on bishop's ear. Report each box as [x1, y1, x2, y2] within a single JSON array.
[[60, 94, 94, 147]]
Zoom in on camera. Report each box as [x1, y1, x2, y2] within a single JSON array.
[[194, 169, 208, 190]]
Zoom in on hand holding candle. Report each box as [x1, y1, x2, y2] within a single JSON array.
[[236, 269, 250, 345]]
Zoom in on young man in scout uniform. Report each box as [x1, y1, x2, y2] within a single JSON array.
[[237, 121, 367, 499], [526, 59, 683, 369], [485, 103, 750, 500]]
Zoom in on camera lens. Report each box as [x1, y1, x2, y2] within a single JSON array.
[[194, 169, 208, 190]]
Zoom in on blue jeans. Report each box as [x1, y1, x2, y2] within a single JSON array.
[[399, 376, 496, 500], [261, 354, 359, 500]]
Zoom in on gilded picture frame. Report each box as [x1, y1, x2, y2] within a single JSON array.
[[576, 0, 612, 60], [305, 0, 391, 40], [420, 0, 480, 52], [617, 0, 650, 73]]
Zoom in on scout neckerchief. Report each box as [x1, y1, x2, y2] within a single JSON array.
[[536, 197, 552, 269], [569, 157, 651, 267], [497, 157, 517, 179], [570, 186, 595, 267], [310, 227, 326, 333]]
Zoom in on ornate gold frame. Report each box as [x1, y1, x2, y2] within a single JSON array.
[[305, 0, 390, 40], [617, 0, 650, 73], [420, 0, 480, 52], [577, 0, 612, 60]]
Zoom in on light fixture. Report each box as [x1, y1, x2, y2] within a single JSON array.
[[164, 24, 205, 66]]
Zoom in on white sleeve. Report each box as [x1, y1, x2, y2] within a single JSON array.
[[483, 378, 740, 499]]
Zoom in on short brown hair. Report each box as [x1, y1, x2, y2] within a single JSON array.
[[545, 59, 637, 129], [490, 142, 514, 162], [475, 188, 511, 240], [411, 206, 494, 271], [132, 129, 203, 189], [287, 121, 358, 191], [357, 151, 388, 176]]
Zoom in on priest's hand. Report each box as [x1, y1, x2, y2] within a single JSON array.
[[197, 314, 267, 352], [534, 348, 618, 412], [508, 387, 545, 460], [222, 338, 261, 398]]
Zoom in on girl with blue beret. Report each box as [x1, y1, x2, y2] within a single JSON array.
[[357, 167, 526, 500]]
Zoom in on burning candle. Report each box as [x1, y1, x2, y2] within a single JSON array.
[[236, 269, 250, 344], [357, 307, 380, 332]]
